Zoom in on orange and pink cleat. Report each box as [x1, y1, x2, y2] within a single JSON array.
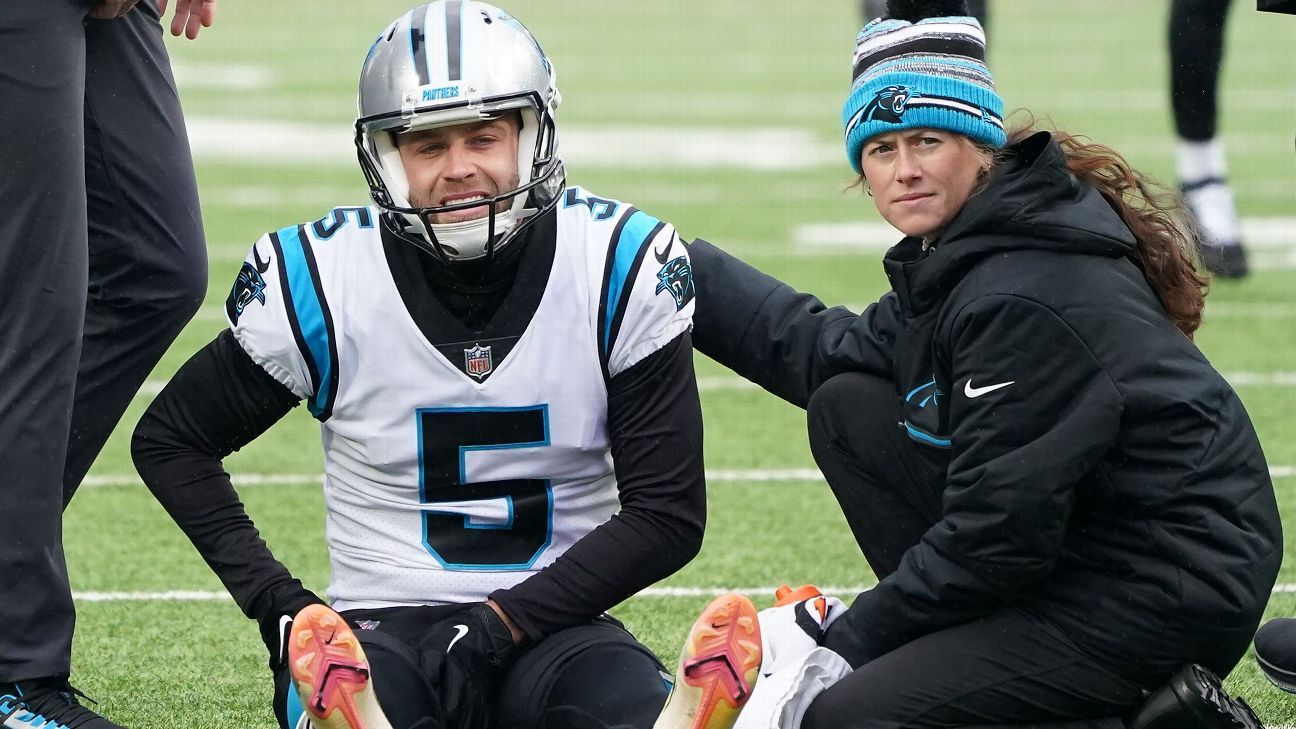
[[653, 593, 764, 729], [288, 603, 395, 729]]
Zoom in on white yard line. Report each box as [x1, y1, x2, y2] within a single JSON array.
[[794, 218, 1296, 252], [240, 116, 1296, 173], [81, 465, 1296, 489], [80, 468, 828, 489], [69, 582, 1296, 603], [132, 371, 1296, 399], [186, 118, 840, 170], [171, 63, 273, 90]]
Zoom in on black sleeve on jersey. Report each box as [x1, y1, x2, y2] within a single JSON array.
[[490, 331, 705, 641], [131, 329, 313, 623]]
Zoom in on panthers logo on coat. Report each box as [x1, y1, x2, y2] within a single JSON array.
[[655, 257, 696, 311], [862, 84, 915, 124]]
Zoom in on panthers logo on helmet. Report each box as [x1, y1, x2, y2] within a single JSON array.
[[862, 84, 915, 124], [226, 256, 269, 326], [655, 257, 695, 311]]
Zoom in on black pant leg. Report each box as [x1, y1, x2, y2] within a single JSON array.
[[1168, 0, 1234, 140], [0, 0, 90, 682], [68, 1, 207, 502], [806, 372, 946, 578], [802, 608, 1143, 729], [497, 617, 668, 729], [536, 641, 667, 729]]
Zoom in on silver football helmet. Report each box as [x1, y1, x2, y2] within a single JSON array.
[[355, 1, 564, 262]]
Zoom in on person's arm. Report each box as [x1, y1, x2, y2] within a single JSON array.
[[688, 238, 899, 408], [489, 332, 705, 641], [824, 295, 1124, 665], [131, 330, 322, 628]]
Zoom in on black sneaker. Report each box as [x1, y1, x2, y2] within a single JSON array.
[[1126, 664, 1263, 729], [0, 678, 125, 728], [1181, 178, 1250, 279], [1198, 242, 1250, 279], [1255, 618, 1296, 694]]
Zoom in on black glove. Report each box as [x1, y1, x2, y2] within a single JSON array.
[[424, 603, 521, 729], [442, 603, 520, 673], [256, 584, 328, 671], [252, 582, 326, 729]]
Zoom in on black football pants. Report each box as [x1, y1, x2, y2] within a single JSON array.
[[323, 605, 668, 729], [0, 0, 206, 681], [1169, 0, 1233, 141], [803, 372, 1148, 728]]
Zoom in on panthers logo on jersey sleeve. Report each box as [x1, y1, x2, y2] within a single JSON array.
[[226, 210, 377, 418], [594, 202, 695, 378]]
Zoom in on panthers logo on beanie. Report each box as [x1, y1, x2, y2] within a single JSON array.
[[862, 84, 914, 124]]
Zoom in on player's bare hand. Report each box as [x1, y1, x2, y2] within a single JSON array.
[[159, 0, 218, 40], [88, 0, 141, 20]]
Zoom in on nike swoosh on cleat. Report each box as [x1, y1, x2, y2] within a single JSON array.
[[964, 379, 1015, 398], [446, 624, 470, 653]]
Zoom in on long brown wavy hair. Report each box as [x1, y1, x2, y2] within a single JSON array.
[[998, 123, 1209, 338]]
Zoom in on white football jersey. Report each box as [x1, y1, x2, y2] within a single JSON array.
[[225, 188, 694, 611]]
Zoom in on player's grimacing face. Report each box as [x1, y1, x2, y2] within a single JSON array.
[[396, 114, 522, 224], [860, 128, 988, 239]]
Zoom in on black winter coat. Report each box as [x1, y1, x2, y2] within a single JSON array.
[[689, 131, 1281, 680]]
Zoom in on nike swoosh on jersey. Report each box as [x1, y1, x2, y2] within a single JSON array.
[[652, 233, 674, 264], [963, 379, 1015, 398], [446, 624, 470, 653], [253, 242, 272, 273]]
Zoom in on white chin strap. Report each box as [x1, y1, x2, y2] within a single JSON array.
[[405, 209, 518, 261]]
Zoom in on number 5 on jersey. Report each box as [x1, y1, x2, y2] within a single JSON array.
[[417, 406, 553, 570]]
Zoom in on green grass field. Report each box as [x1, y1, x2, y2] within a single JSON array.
[[60, 1, 1296, 725]]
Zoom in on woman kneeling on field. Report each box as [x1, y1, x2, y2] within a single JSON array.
[[686, 1, 1281, 726]]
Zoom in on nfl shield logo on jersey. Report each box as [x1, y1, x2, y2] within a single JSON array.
[[464, 344, 493, 380]]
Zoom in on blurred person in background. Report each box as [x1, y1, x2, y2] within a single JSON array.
[[0, 1, 214, 727], [689, 0, 1279, 726], [1169, 0, 1251, 277]]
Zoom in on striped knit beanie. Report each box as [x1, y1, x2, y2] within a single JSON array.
[[842, 0, 1006, 173]]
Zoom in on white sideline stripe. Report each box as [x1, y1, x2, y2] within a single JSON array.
[[186, 118, 839, 171], [80, 465, 1296, 489], [132, 371, 1296, 399], [794, 218, 1296, 252], [67, 583, 1296, 603]]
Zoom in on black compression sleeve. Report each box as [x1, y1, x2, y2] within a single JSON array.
[[489, 332, 706, 640], [131, 330, 313, 621]]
